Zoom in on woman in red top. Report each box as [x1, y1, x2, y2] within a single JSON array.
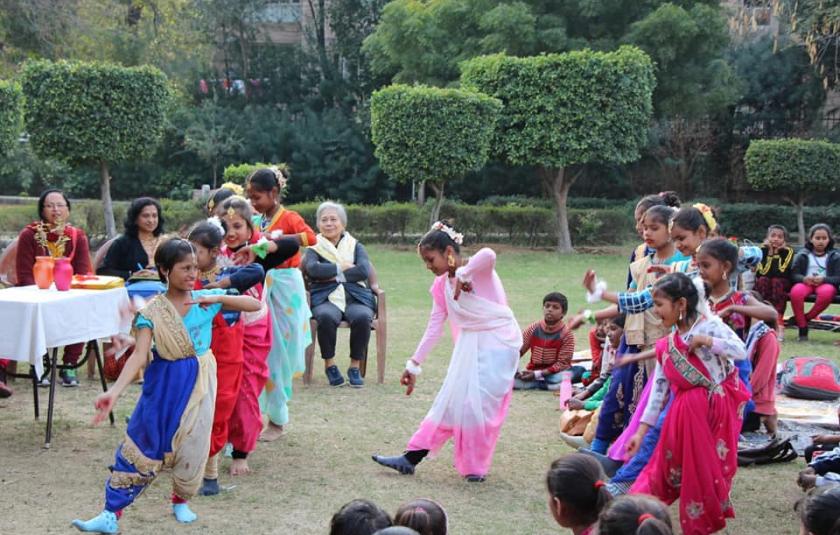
[[240, 168, 315, 442], [4, 189, 91, 388]]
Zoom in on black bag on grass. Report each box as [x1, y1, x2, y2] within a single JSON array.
[[737, 437, 797, 467]]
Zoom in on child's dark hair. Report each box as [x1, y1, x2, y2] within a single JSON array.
[[636, 192, 681, 213], [672, 205, 717, 234], [221, 197, 255, 232], [644, 205, 677, 227], [610, 313, 626, 329], [207, 188, 235, 215], [394, 499, 447, 535], [418, 222, 461, 255], [124, 197, 164, 238], [798, 487, 840, 535], [543, 292, 568, 313], [652, 273, 704, 324], [767, 224, 788, 241], [806, 223, 835, 251], [546, 453, 612, 527], [330, 499, 392, 535], [154, 238, 195, 283], [247, 167, 286, 194], [188, 221, 225, 250], [697, 238, 739, 274], [598, 494, 673, 535], [37, 188, 71, 220]]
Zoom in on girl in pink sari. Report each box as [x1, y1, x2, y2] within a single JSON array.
[[627, 273, 749, 535], [373, 222, 521, 481]]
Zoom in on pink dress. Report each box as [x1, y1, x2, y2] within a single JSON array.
[[631, 318, 749, 535], [406, 248, 521, 477]]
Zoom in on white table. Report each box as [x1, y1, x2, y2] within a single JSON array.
[[0, 285, 131, 447]]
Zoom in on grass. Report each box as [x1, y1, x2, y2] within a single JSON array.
[[1, 245, 838, 534]]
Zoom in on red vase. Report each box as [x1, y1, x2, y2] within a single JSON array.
[[53, 257, 73, 291], [33, 256, 54, 289]]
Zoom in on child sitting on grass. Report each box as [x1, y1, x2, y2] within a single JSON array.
[[393, 499, 448, 535], [515, 292, 582, 390], [330, 500, 392, 535], [568, 314, 625, 411], [797, 486, 840, 535], [546, 453, 613, 535]]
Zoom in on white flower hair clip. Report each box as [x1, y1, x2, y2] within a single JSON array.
[[270, 166, 288, 190], [431, 221, 464, 245]]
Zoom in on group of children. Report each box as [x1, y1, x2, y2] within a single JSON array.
[[64, 179, 840, 533], [72, 168, 317, 533]]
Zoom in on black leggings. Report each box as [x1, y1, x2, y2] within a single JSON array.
[[312, 299, 374, 361]]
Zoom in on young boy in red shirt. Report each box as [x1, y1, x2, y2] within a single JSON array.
[[515, 292, 582, 390]]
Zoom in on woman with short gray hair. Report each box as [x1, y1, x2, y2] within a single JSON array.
[[303, 201, 376, 388]]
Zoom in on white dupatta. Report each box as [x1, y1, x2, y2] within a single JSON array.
[[309, 233, 363, 313]]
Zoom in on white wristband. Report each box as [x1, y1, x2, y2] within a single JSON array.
[[405, 359, 422, 376], [586, 280, 607, 303]]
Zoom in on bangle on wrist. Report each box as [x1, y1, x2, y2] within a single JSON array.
[[586, 280, 607, 303], [405, 359, 422, 376]]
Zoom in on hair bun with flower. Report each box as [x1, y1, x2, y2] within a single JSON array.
[[270, 166, 288, 191], [220, 181, 244, 196], [431, 221, 464, 245], [207, 216, 225, 236], [692, 203, 717, 232]]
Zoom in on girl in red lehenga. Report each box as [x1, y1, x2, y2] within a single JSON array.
[[626, 272, 750, 535]]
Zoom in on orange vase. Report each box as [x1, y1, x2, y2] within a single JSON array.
[[33, 256, 55, 289]]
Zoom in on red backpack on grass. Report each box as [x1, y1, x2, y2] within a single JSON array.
[[779, 357, 840, 400]]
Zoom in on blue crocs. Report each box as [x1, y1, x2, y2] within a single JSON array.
[[71, 510, 119, 534], [172, 503, 198, 523]]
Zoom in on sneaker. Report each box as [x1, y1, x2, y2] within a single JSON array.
[[465, 474, 486, 483], [61, 369, 80, 387], [347, 367, 364, 388], [372, 454, 416, 475], [325, 365, 345, 387]]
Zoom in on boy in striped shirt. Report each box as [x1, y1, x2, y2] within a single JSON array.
[[515, 292, 581, 390]]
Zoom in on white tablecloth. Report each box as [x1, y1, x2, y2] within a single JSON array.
[[0, 285, 131, 377]]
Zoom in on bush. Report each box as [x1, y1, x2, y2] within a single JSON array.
[[222, 162, 289, 186], [717, 203, 840, 242], [0, 81, 22, 156]]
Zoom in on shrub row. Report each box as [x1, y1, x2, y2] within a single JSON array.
[[5, 198, 837, 246]]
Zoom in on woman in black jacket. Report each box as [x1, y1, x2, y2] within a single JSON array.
[[302, 201, 376, 388], [790, 223, 840, 340], [97, 197, 165, 280]]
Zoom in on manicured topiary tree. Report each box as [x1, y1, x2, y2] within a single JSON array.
[[370, 84, 501, 225], [745, 138, 840, 244], [21, 60, 170, 238], [461, 46, 655, 252], [0, 81, 23, 156]]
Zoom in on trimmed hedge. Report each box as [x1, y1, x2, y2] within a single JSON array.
[[223, 162, 289, 185], [8, 198, 837, 246], [0, 81, 22, 156]]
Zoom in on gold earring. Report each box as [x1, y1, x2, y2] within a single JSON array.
[[447, 255, 456, 268]]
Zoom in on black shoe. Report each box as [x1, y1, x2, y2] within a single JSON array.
[[465, 474, 486, 482], [372, 454, 415, 475], [325, 365, 345, 386], [199, 477, 219, 496], [347, 367, 364, 388], [798, 327, 809, 342]]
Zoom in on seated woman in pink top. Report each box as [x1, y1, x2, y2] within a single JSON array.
[[372, 222, 521, 482]]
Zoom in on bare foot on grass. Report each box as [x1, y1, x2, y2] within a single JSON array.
[[230, 458, 250, 476], [259, 422, 284, 442]]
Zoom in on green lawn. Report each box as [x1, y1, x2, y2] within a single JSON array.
[[1, 245, 838, 534]]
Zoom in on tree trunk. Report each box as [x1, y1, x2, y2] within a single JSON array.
[[428, 181, 446, 227], [417, 181, 426, 206], [796, 198, 806, 246], [540, 166, 579, 253], [99, 160, 116, 239]]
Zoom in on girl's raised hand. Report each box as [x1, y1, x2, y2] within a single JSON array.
[[626, 431, 645, 457], [582, 270, 597, 293], [92, 391, 117, 426], [453, 279, 472, 301], [400, 370, 417, 396]]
